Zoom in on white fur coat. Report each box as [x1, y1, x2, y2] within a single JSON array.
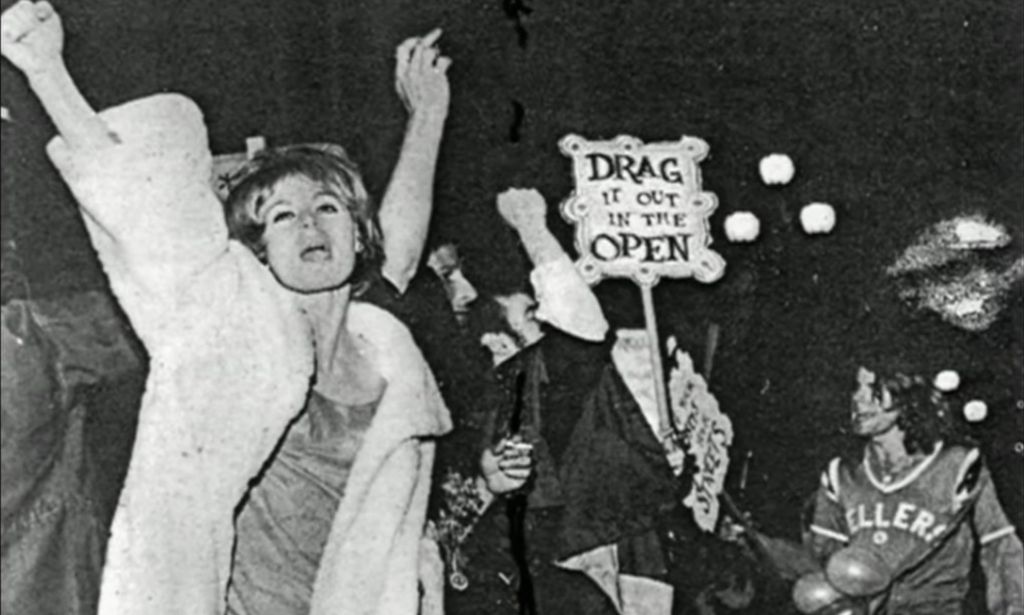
[[48, 94, 314, 614]]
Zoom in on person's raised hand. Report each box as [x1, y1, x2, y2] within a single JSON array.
[[394, 28, 451, 121], [480, 436, 533, 495], [1, 1, 64, 77], [496, 187, 547, 234]]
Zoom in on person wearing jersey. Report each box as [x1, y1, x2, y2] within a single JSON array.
[[804, 366, 1023, 615]]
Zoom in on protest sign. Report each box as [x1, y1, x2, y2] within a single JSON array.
[[559, 133, 727, 436], [667, 345, 734, 532], [559, 134, 725, 286]]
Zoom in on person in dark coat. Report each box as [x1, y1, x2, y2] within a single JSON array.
[[448, 187, 683, 615], [2, 292, 145, 615]]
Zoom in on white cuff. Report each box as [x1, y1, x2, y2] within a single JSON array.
[[530, 255, 608, 342]]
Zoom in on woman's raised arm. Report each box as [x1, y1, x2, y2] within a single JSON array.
[[377, 29, 451, 293], [1, 1, 114, 152]]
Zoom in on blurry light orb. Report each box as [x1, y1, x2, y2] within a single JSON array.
[[963, 399, 988, 423], [934, 370, 960, 392], [759, 153, 796, 185], [724, 212, 761, 242], [953, 218, 1006, 247], [800, 202, 837, 234]]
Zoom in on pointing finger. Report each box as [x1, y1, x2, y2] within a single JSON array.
[[418, 27, 442, 49]]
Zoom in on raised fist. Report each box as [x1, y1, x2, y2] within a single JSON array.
[[496, 187, 547, 233], [1, 1, 64, 76], [394, 28, 451, 121]]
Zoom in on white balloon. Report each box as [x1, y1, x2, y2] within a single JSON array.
[[724, 212, 760, 242], [800, 203, 837, 234], [759, 153, 796, 185], [963, 400, 988, 422], [934, 370, 961, 392]]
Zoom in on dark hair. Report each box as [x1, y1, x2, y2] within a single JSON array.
[[873, 371, 958, 454], [467, 294, 517, 343], [223, 143, 383, 293]]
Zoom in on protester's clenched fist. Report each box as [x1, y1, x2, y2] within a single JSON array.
[[394, 28, 451, 121], [497, 188, 548, 233], [1, 1, 64, 76]]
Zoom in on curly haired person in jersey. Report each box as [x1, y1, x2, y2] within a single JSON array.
[[799, 366, 1023, 615]]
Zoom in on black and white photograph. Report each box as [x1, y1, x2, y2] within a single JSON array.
[[1, 1, 1022, 614]]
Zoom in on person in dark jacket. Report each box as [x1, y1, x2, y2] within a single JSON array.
[[2, 292, 145, 615], [448, 188, 684, 615]]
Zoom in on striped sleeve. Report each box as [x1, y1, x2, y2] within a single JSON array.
[[972, 464, 1016, 545], [973, 466, 1024, 615], [807, 458, 849, 562]]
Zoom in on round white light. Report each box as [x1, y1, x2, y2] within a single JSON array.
[[800, 202, 836, 235], [759, 153, 796, 185], [963, 400, 988, 423], [933, 370, 960, 392], [724, 212, 761, 242]]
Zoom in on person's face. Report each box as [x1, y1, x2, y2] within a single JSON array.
[[259, 175, 359, 294], [497, 292, 544, 348], [850, 367, 901, 437], [428, 244, 478, 322]]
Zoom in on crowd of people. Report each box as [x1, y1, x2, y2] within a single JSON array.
[[1, 1, 1021, 614]]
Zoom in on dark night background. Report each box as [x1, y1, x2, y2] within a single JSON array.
[[2, 0, 1021, 541]]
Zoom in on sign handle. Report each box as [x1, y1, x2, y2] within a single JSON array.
[[704, 321, 721, 381], [640, 283, 673, 438]]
